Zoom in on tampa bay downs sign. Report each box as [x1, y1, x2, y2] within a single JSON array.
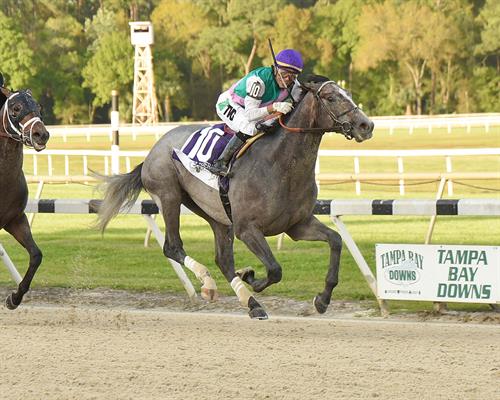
[[376, 244, 500, 303]]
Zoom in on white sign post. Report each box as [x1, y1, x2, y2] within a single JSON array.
[[376, 244, 500, 304]]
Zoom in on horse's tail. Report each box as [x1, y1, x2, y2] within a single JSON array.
[[95, 163, 144, 233]]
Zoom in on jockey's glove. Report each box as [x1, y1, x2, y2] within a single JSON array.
[[272, 102, 293, 114]]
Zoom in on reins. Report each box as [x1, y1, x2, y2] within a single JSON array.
[[278, 81, 358, 139]]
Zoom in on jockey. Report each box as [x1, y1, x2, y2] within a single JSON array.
[[208, 48, 304, 176]]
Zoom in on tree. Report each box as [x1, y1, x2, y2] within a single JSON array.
[[40, 14, 88, 123], [472, 0, 500, 112], [82, 8, 134, 120], [270, 4, 316, 67], [0, 11, 37, 89], [355, 1, 458, 115], [312, 0, 366, 86], [475, 0, 500, 65]]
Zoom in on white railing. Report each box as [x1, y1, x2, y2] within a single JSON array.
[[23, 147, 500, 196], [370, 113, 500, 134], [46, 113, 500, 141], [315, 148, 500, 195], [46, 122, 205, 142]]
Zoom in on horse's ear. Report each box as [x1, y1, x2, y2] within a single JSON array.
[[0, 86, 11, 97], [0, 72, 4, 87], [298, 74, 330, 85], [26, 89, 32, 96]]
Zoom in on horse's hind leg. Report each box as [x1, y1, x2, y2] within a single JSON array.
[[151, 192, 218, 301], [182, 197, 267, 319], [3, 213, 42, 309], [286, 216, 342, 314]]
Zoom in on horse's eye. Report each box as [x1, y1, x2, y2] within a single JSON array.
[[13, 104, 21, 112], [327, 96, 334, 102]]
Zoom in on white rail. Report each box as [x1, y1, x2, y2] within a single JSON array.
[[316, 148, 500, 195], [23, 147, 500, 196], [45, 113, 500, 141]]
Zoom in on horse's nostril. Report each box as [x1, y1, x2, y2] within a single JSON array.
[[359, 121, 374, 133]]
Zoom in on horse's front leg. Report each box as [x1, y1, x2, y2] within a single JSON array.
[[234, 224, 282, 293], [4, 213, 43, 310], [208, 220, 267, 320], [286, 216, 342, 314]]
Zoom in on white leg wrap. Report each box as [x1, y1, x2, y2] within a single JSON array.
[[184, 256, 217, 290], [230, 276, 252, 307]]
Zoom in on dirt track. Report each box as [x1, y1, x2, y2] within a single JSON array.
[[0, 288, 499, 400]]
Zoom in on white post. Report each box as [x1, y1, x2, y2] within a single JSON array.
[[354, 157, 361, 195], [28, 180, 45, 227], [331, 216, 389, 316], [398, 157, 405, 196], [142, 215, 197, 302], [111, 90, 120, 175], [446, 156, 453, 196], [0, 243, 22, 284]]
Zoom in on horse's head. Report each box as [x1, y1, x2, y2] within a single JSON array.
[[0, 86, 50, 151], [296, 78, 374, 143]]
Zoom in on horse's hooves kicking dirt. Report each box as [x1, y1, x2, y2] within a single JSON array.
[[201, 288, 219, 302], [5, 294, 18, 310], [248, 307, 268, 320], [313, 295, 329, 314]]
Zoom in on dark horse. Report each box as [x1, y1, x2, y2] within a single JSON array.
[[0, 73, 50, 309], [97, 79, 373, 319]]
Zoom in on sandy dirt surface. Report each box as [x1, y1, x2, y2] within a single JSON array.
[[0, 288, 499, 400]]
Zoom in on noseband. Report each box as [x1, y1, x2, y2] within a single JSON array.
[[279, 81, 358, 139], [1, 91, 43, 147]]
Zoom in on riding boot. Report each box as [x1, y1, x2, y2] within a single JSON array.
[[207, 134, 246, 176]]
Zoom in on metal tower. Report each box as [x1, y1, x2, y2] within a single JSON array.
[[130, 21, 158, 125]]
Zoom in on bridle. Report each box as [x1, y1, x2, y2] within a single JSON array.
[[278, 81, 358, 139], [0, 91, 43, 148]]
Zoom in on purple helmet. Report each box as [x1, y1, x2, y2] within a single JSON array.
[[275, 49, 303, 73]]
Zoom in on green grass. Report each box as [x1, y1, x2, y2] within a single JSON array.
[[1, 212, 498, 313], [1, 125, 498, 313]]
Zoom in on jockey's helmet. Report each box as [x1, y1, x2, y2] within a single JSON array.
[[275, 49, 303, 73]]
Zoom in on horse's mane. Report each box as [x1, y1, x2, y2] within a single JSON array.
[[262, 74, 331, 134], [286, 74, 330, 129]]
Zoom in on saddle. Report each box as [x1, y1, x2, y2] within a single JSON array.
[[172, 123, 268, 221]]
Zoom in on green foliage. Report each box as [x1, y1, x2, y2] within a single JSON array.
[[475, 0, 500, 56], [1, 0, 498, 122], [0, 11, 37, 89], [471, 66, 500, 111]]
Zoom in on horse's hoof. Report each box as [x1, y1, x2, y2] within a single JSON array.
[[313, 295, 329, 314], [236, 267, 255, 283], [249, 307, 268, 320], [201, 287, 219, 302], [5, 294, 19, 310]]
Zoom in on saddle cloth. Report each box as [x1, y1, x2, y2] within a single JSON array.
[[172, 124, 234, 190]]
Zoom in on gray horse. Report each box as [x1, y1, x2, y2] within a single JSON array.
[[97, 79, 373, 319], [0, 74, 50, 309]]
